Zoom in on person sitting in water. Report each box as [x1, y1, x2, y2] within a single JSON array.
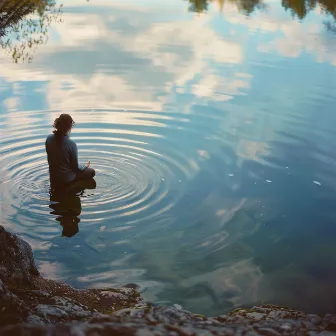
[[46, 114, 95, 189]]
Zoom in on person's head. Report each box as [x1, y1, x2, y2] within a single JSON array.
[[53, 114, 75, 136]]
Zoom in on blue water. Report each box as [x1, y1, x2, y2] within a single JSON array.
[[1, 0, 336, 316]]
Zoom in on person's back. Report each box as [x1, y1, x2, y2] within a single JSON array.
[[46, 114, 95, 188], [45, 133, 77, 185]]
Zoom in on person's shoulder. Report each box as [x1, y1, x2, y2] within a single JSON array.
[[46, 134, 55, 142], [65, 136, 77, 147]]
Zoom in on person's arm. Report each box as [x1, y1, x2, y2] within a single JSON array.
[[70, 142, 86, 172], [45, 137, 51, 164]]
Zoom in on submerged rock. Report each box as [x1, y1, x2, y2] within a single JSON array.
[[1, 225, 336, 335]]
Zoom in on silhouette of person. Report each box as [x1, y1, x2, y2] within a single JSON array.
[[46, 114, 95, 190], [49, 179, 96, 237]]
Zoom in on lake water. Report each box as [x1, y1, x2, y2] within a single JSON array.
[[1, 0, 336, 316]]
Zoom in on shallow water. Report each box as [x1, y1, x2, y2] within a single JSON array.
[[1, 0, 336, 316]]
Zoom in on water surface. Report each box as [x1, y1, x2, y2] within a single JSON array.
[[1, 0, 336, 316]]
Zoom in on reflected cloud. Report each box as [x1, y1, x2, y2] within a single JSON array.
[[0, 0, 247, 111], [43, 10, 244, 110], [180, 258, 265, 308], [3, 96, 19, 111], [237, 140, 270, 162], [220, 1, 336, 65], [254, 16, 336, 65], [38, 260, 64, 280]]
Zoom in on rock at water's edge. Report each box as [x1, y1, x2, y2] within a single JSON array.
[[0, 226, 39, 288], [1, 225, 336, 335], [0, 225, 142, 326]]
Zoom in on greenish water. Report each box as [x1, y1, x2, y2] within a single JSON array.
[[1, 0, 336, 316]]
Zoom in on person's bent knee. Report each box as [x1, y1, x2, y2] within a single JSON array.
[[89, 168, 95, 177]]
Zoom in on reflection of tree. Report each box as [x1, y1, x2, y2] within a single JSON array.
[[321, 0, 336, 18], [282, 0, 336, 19], [282, 0, 311, 19], [186, 0, 209, 13], [0, 0, 62, 63], [186, 0, 265, 15], [229, 0, 265, 14], [187, 0, 336, 20]]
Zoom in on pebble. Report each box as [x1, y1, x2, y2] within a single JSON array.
[[136, 329, 156, 336], [37, 304, 68, 319], [268, 311, 286, 319], [27, 290, 50, 297], [280, 323, 292, 331], [259, 328, 282, 336], [308, 314, 322, 325], [26, 315, 45, 324], [246, 312, 265, 321], [216, 315, 228, 322], [326, 321, 336, 332]]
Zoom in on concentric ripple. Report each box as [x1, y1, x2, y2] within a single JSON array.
[[0, 109, 200, 236]]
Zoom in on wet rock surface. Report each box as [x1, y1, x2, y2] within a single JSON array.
[[2, 304, 336, 335], [1, 225, 336, 335], [0, 225, 142, 326], [0, 226, 39, 288]]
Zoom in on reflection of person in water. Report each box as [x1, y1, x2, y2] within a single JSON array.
[[45, 114, 95, 190], [49, 179, 96, 237]]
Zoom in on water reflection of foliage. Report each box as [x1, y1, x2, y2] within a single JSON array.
[[282, 0, 336, 19], [0, 0, 62, 63], [186, 0, 265, 15], [187, 0, 336, 20]]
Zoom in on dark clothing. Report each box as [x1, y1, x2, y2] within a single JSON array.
[[45, 133, 85, 185], [74, 167, 95, 181]]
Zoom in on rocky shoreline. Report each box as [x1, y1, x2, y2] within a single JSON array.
[[1, 225, 336, 335]]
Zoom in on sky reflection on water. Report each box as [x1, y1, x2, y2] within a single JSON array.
[[1, 0, 336, 316]]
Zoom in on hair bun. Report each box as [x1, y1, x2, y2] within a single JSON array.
[[53, 114, 75, 134]]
